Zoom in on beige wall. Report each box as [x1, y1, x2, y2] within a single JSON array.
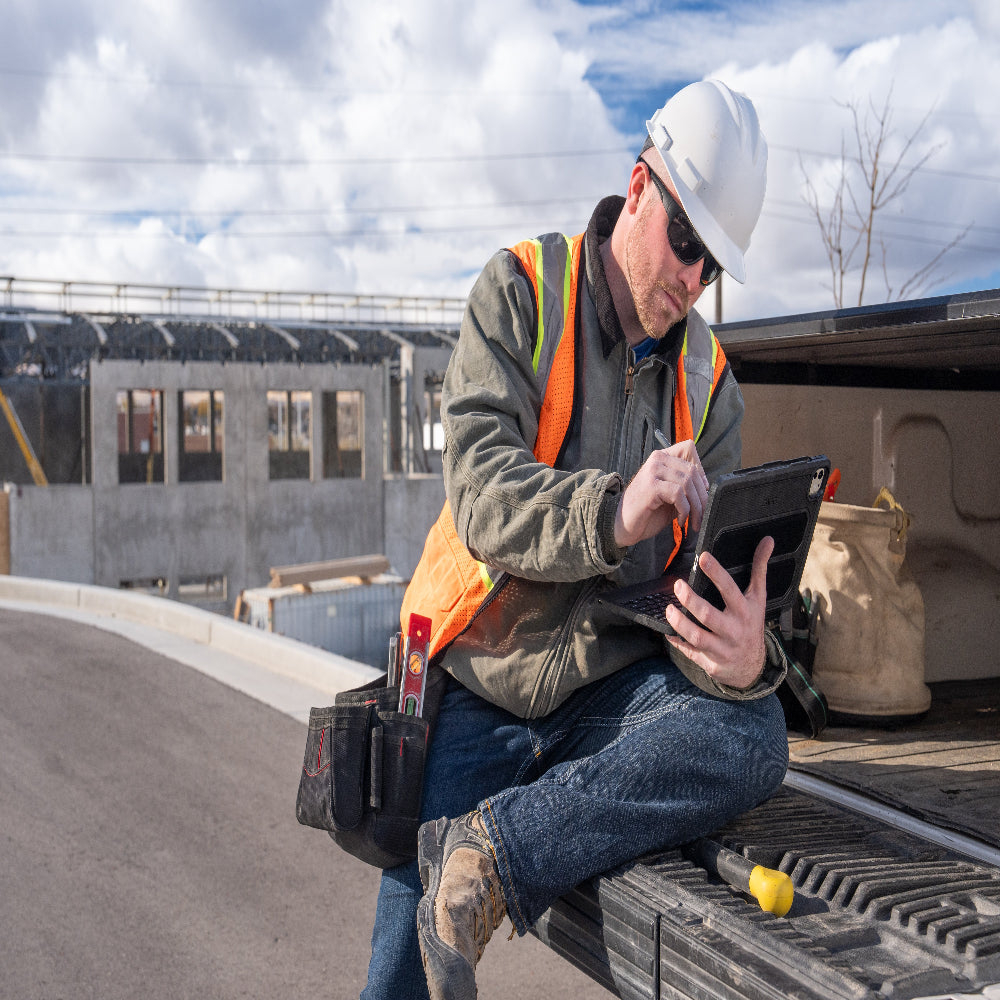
[[742, 384, 1000, 682]]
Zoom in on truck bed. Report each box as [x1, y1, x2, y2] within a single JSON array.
[[788, 679, 1000, 852]]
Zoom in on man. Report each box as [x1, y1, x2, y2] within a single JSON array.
[[362, 79, 790, 1000]]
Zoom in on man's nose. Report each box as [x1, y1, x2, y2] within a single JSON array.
[[678, 258, 703, 295]]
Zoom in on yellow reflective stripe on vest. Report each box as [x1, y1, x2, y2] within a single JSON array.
[[531, 234, 576, 377], [679, 317, 722, 444], [531, 238, 545, 374], [693, 332, 720, 441]]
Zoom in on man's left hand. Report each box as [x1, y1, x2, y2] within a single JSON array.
[[664, 535, 773, 690]]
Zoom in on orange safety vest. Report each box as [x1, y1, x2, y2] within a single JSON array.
[[400, 231, 728, 661]]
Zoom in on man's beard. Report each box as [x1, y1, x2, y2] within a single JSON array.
[[625, 204, 690, 340]]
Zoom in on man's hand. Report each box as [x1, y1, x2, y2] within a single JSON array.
[[665, 535, 773, 690], [614, 439, 709, 549]]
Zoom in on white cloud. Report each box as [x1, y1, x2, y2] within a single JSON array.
[[1, 0, 998, 322], [718, 11, 1000, 319]]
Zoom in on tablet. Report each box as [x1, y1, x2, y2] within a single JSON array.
[[597, 455, 830, 635]]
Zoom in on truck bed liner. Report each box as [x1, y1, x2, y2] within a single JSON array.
[[789, 679, 1000, 850], [534, 785, 1000, 999]]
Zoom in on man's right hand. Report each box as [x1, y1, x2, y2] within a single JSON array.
[[613, 439, 709, 549]]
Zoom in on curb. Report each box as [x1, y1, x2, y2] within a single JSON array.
[[0, 574, 381, 695]]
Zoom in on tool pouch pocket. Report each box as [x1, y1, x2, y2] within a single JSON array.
[[295, 674, 431, 869]]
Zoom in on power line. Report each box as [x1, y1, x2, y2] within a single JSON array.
[[3, 210, 997, 254], [0, 196, 599, 218], [769, 143, 1000, 185], [0, 148, 627, 167], [0, 191, 986, 250], [0, 194, 983, 241], [768, 197, 990, 239], [4, 64, 998, 125], [766, 207, 997, 254], [0, 64, 577, 98], [3, 141, 998, 187], [0, 218, 595, 241], [753, 90, 1000, 121]]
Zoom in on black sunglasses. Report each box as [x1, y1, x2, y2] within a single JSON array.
[[642, 164, 723, 286]]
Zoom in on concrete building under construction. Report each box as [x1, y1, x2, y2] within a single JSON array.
[[0, 277, 457, 611]]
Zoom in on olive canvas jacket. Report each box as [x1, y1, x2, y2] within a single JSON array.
[[437, 196, 788, 718]]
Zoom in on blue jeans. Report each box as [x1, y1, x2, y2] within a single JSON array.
[[361, 656, 788, 1000]]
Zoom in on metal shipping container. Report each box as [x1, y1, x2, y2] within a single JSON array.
[[240, 573, 407, 668]]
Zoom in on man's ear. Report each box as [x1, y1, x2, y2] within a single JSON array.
[[624, 162, 648, 215]]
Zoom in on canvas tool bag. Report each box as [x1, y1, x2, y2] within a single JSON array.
[[799, 488, 931, 725]]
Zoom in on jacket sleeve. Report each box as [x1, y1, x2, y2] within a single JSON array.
[[441, 249, 624, 584]]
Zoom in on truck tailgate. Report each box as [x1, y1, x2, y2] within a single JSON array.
[[533, 783, 1000, 1000]]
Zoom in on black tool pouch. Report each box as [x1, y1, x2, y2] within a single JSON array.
[[772, 617, 830, 739], [295, 671, 441, 869]]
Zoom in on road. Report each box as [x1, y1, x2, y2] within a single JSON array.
[[0, 606, 610, 1000]]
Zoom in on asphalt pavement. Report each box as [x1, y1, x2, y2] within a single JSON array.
[[0, 606, 611, 1000]]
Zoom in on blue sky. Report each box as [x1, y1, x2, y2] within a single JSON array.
[[1, 0, 998, 322]]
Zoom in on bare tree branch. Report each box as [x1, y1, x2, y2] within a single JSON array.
[[799, 88, 963, 308]]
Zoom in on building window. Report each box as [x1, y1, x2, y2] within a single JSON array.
[[323, 390, 364, 478], [119, 576, 167, 596], [178, 573, 227, 604], [268, 389, 311, 479], [423, 376, 444, 454], [179, 390, 224, 482], [116, 389, 164, 483]]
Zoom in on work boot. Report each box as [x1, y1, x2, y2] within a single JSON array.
[[416, 811, 507, 1000]]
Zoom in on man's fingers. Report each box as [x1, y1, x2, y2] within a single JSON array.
[[615, 441, 707, 548], [688, 466, 709, 532], [697, 535, 774, 608], [748, 535, 774, 603], [666, 440, 709, 492]]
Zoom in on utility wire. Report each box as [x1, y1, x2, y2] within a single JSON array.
[[0, 64, 577, 97], [1, 142, 997, 187], [3, 64, 999, 122], [769, 143, 1000, 185], [0, 149, 626, 166], [766, 208, 996, 254], [0, 196, 598, 218], [4, 210, 997, 254]]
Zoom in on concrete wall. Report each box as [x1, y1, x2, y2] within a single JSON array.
[[742, 384, 1000, 681], [90, 359, 394, 599], [0, 487, 9, 574], [5, 483, 94, 583], [4, 359, 449, 605], [384, 474, 446, 577]]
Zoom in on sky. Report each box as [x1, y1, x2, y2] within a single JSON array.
[[2, 0, 999, 324]]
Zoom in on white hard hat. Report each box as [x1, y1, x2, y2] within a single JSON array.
[[645, 79, 767, 284]]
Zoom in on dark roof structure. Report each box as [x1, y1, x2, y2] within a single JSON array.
[[4, 276, 1000, 388], [0, 278, 463, 380], [717, 287, 1000, 390]]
